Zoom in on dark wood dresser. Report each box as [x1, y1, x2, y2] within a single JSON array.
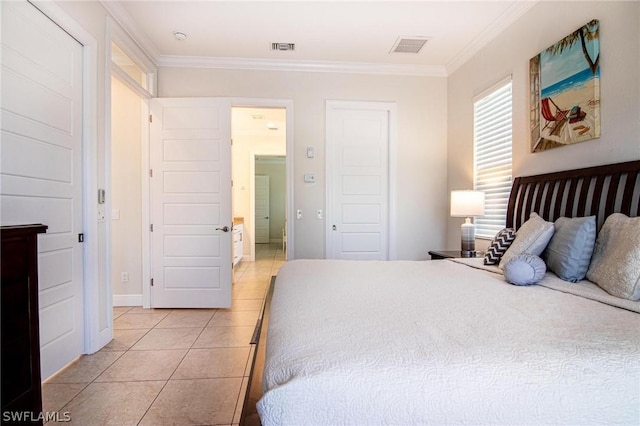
[[1, 224, 47, 424]]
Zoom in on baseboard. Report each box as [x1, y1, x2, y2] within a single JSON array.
[[113, 294, 143, 307]]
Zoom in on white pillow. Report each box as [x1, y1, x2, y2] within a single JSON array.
[[499, 212, 554, 270], [586, 213, 640, 300]]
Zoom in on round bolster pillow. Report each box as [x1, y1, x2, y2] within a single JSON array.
[[503, 254, 546, 286]]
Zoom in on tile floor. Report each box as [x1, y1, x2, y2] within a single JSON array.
[[42, 243, 285, 425]]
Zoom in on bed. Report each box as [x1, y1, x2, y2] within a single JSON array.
[[241, 160, 640, 425]]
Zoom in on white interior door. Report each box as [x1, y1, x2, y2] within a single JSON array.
[[150, 98, 232, 308], [255, 175, 270, 244], [0, 0, 84, 379], [327, 101, 392, 260]]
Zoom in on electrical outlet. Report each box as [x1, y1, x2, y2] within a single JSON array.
[[296, 209, 303, 220], [121, 272, 129, 283], [316, 209, 323, 219]]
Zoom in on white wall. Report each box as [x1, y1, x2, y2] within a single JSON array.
[[446, 1, 640, 249], [159, 68, 448, 259], [111, 77, 142, 297]]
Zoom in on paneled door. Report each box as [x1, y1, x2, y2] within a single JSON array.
[[150, 98, 232, 308], [0, 0, 84, 380], [326, 101, 395, 260], [255, 175, 270, 244]]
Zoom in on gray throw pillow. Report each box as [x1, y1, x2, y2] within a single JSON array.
[[543, 216, 596, 282], [503, 254, 547, 286], [586, 213, 640, 300]]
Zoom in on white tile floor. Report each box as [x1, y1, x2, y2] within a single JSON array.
[[42, 243, 285, 425]]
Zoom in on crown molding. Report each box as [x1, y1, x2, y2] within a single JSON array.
[[156, 55, 447, 77], [446, 0, 538, 74], [100, 0, 160, 61], [101, 0, 536, 78], [101, 0, 445, 77]]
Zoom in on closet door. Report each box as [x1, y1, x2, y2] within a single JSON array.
[[326, 101, 395, 260], [0, 0, 84, 380]]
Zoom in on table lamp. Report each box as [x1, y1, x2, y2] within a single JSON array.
[[450, 190, 485, 255]]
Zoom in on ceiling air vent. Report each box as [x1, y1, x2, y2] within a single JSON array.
[[271, 42, 295, 51], [390, 37, 429, 54]]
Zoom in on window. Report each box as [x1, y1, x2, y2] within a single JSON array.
[[473, 79, 512, 239], [111, 42, 148, 88]]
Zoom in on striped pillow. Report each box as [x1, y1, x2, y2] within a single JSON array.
[[484, 228, 516, 265]]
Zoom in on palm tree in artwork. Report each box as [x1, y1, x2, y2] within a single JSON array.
[[545, 19, 599, 76]]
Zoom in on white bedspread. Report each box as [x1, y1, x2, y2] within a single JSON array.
[[257, 259, 640, 425]]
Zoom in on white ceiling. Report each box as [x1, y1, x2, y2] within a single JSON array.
[[104, 1, 537, 76]]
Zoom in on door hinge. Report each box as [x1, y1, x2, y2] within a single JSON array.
[[149, 114, 153, 123], [150, 278, 154, 287], [150, 169, 153, 178], [150, 224, 154, 232], [78, 233, 84, 243]]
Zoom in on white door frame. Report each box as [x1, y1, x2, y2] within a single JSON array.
[[140, 97, 294, 306], [106, 17, 156, 309], [29, 1, 103, 353], [325, 100, 398, 260], [233, 98, 294, 262]]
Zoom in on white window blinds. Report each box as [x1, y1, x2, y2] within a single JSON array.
[[473, 80, 513, 239]]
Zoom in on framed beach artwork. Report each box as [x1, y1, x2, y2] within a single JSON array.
[[530, 19, 600, 153]]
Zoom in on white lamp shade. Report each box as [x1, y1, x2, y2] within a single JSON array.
[[450, 190, 485, 217]]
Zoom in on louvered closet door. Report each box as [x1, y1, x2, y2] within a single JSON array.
[[0, 0, 84, 380]]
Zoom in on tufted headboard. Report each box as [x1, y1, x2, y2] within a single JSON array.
[[506, 160, 640, 231]]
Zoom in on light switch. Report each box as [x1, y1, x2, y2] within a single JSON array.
[[306, 147, 315, 158], [304, 174, 315, 183], [112, 209, 120, 220]]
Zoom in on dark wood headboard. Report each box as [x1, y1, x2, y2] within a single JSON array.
[[506, 160, 640, 231]]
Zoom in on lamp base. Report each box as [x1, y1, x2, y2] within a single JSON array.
[[460, 217, 475, 253]]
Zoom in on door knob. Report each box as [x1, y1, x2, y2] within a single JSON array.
[[264, 216, 269, 219], [216, 226, 230, 232]]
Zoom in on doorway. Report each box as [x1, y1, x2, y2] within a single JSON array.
[[108, 32, 155, 308], [231, 107, 288, 262]]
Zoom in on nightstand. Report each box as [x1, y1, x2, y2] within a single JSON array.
[[428, 250, 483, 260]]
